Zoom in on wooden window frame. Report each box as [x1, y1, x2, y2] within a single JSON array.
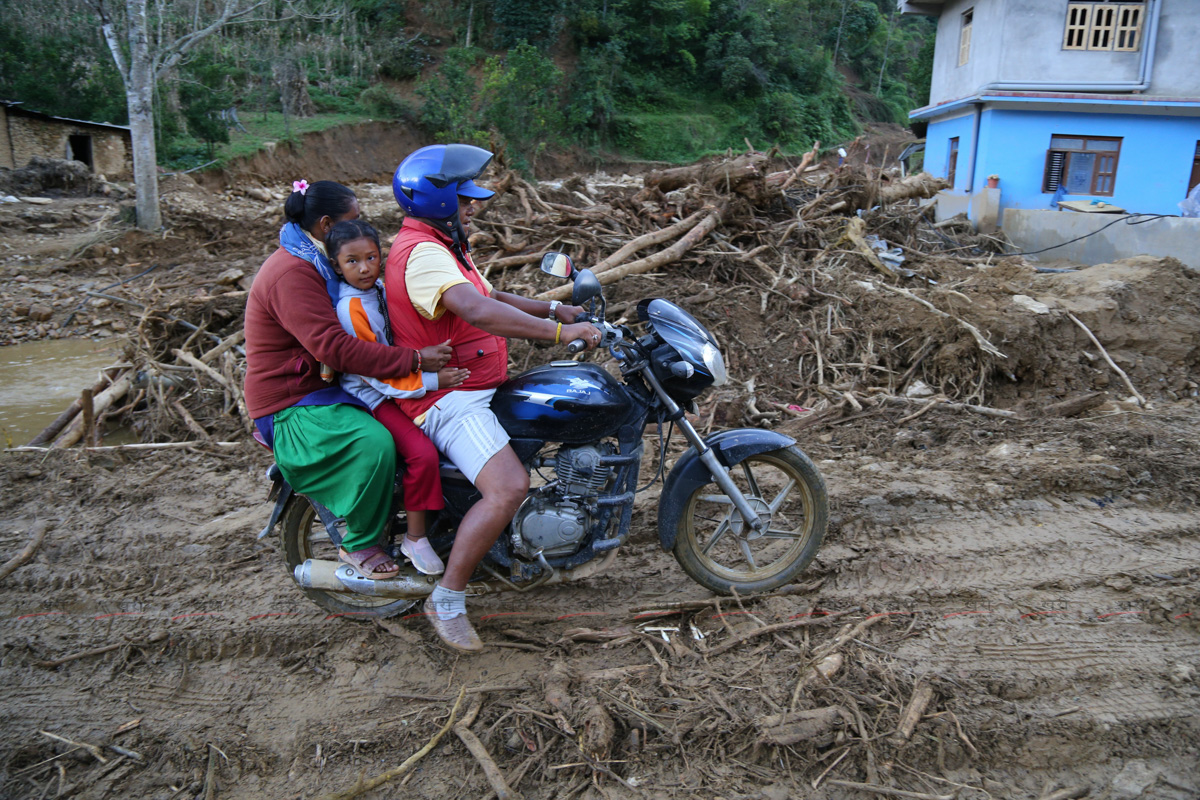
[[1114, 4, 1144, 51], [947, 137, 960, 188], [1188, 141, 1200, 196], [959, 8, 973, 67], [1063, 1, 1145, 52], [1063, 4, 1091, 50], [1042, 136, 1123, 197], [1089, 4, 1117, 50]]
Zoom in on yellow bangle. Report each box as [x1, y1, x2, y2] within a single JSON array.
[[554, 322, 562, 344]]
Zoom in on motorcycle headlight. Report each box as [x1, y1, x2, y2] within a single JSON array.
[[702, 342, 727, 386]]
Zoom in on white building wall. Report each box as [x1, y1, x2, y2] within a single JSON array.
[[1151, 2, 1200, 96], [923, 0, 1199, 106]]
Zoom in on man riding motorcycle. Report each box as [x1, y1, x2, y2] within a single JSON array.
[[384, 144, 601, 652]]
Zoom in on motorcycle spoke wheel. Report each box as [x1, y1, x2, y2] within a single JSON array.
[[674, 446, 827, 595], [280, 497, 417, 618]]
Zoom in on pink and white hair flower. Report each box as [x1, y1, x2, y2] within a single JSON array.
[[292, 179, 309, 195]]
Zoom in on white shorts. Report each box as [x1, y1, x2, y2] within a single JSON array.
[[418, 389, 510, 484]]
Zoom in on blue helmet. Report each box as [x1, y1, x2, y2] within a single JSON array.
[[392, 144, 495, 220]]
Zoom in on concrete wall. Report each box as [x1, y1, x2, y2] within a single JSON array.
[[0, 106, 12, 170], [4, 115, 130, 178], [1004, 209, 1200, 270], [929, 0, 1001, 106], [1153, 1, 1200, 96], [927, 0, 1200, 106], [993, 0, 1142, 88], [975, 108, 1200, 216]]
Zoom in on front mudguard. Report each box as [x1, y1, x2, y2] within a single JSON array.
[[656, 429, 796, 552]]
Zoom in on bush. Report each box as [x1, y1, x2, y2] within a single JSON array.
[[359, 85, 415, 120], [378, 37, 431, 80]]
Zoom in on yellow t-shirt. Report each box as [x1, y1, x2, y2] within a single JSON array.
[[405, 242, 493, 320]]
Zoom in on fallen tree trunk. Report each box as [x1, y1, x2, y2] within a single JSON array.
[[590, 208, 708, 275], [535, 204, 725, 302], [879, 172, 949, 204], [51, 371, 133, 448], [644, 154, 767, 193], [26, 372, 116, 446]]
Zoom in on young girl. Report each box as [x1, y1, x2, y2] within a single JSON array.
[[326, 219, 468, 575]]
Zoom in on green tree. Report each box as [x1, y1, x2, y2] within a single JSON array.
[[564, 42, 624, 139], [416, 46, 487, 143], [491, 0, 565, 48], [482, 42, 565, 169]]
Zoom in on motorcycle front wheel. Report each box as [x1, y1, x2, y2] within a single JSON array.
[[673, 445, 828, 595], [280, 496, 418, 619]]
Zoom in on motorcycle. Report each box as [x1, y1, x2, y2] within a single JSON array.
[[260, 253, 828, 618]]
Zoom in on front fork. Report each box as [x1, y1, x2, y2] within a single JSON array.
[[641, 369, 764, 533]]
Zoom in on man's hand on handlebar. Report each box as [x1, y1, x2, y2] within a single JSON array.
[[419, 339, 454, 371], [555, 303, 587, 324], [562, 321, 602, 351]]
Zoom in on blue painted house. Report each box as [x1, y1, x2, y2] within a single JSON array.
[[900, 0, 1200, 221]]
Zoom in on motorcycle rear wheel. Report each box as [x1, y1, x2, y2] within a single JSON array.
[[673, 445, 827, 595], [280, 496, 418, 619]]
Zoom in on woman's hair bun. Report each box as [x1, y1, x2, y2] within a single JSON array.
[[283, 190, 307, 224]]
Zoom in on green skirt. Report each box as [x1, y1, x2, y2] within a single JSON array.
[[272, 403, 394, 553]]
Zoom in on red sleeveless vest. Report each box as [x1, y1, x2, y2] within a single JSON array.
[[385, 218, 509, 418]]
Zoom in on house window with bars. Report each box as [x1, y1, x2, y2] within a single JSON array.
[[1063, 2, 1144, 52], [1043, 136, 1122, 196], [959, 8, 973, 66]]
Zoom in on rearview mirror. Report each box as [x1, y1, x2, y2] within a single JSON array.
[[571, 268, 601, 306], [540, 252, 574, 280]]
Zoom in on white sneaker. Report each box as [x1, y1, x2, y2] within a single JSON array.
[[400, 537, 445, 575]]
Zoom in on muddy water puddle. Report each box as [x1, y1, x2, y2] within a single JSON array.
[[0, 338, 129, 445]]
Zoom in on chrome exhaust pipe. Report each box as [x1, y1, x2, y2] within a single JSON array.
[[294, 559, 436, 598], [293, 548, 619, 598]]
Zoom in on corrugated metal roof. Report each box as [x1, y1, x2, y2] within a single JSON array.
[[0, 100, 130, 132]]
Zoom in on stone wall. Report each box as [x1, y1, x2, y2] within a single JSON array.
[[2, 112, 131, 178], [0, 106, 13, 170]]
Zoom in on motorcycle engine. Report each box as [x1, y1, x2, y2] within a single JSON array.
[[511, 444, 615, 558]]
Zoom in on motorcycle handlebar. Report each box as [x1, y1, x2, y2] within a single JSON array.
[[566, 338, 587, 355]]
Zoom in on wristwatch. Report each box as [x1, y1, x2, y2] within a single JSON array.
[[547, 300, 561, 320]]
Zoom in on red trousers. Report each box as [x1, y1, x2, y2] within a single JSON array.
[[371, 400, 443, 511]]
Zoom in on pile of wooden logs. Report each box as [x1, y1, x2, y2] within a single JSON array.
[[23, 140, 985, 450]]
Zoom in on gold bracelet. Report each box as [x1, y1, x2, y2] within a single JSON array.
[[554, 322, 562, 344]]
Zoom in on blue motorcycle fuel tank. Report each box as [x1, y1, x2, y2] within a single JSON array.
[[492, 362, 635, 444]]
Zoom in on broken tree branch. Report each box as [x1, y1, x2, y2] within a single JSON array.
[[0, 521, 49, 582], [708, 609, 848, 656], [892, 680, 935, 742], [313, 687, 466, 800], [1068, 312, 1145, 407], [536, 205, 725, 302], [454, 694, 519, 800]]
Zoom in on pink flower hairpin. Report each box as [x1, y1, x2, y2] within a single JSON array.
[[293, 179, 308, 195]]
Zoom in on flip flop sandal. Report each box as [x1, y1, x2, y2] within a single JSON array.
[[339, 545, 400, 580]]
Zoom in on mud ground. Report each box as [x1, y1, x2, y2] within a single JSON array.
[[1, 144, 1199, 799]]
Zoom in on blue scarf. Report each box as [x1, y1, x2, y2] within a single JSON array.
[[279, 222, 340, 306]]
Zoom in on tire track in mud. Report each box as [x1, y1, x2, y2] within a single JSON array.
[[815, 460, 1200, 739], [824, 499, 1200, 600]]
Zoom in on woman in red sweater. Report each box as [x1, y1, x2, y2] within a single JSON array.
[[243, 180, 451, 579]]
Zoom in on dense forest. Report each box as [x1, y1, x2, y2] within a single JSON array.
[[0, 0, 934, 171]]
